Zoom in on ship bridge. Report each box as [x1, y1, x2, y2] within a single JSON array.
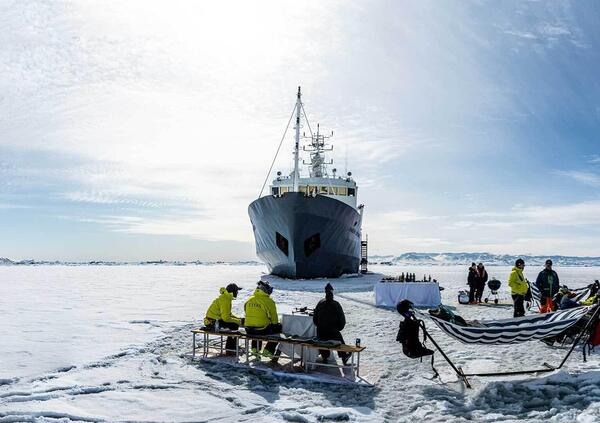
[[270, 175, 358, 208], [268, 106, 361, 210]]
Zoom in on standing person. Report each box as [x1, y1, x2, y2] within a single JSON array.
[[244, 281, 281, 358], [508, 258, 528, 317], [313, 283, 351, 365], [535, 259, 560, 313], [203, 283, 243, 354], [474, 263, 488, 303], [467, 263, 477, 304]]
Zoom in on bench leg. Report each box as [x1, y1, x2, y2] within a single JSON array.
[[236, 338, 239, 360], [245, 338, 249, 364], [290, 344, 295, 370], [192, 332, 196, 360], [304, 346, 309, 373], [204, 333, 209, 357], [356, 351, 360, 378]]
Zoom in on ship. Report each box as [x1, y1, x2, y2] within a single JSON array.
[[248, 87, 365, 279]]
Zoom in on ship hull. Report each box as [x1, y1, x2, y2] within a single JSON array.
[[248, 192, 361, 279]]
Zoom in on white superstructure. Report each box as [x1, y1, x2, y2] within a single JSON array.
[[270, 87, 362, 211]]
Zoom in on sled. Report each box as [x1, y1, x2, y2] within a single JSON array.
[[190, 328, 369, 385]]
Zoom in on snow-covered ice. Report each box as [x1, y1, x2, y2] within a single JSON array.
[[1, 264, 599, 422]]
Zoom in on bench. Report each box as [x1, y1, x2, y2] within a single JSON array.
[[191, 328, 366, 377]]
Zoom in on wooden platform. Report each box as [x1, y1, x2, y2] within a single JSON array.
[[191, 328, 366, 382]]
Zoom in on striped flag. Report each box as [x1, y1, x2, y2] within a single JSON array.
[[528, 280, 542, 311]]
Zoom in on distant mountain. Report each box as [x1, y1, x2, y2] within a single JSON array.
[[2, 254, 600, 267], [0, 258, 263, 266], [370, 252, 600, 267]]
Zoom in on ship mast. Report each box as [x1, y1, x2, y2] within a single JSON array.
[[292, 86, 302, 192]]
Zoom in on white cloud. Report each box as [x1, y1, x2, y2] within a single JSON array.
[[589, 155, 600, 164], [555, 170, 600, 187], [467, 201, 600, 227], [0, 203, 29, 209], [503, 30, 538, 40]]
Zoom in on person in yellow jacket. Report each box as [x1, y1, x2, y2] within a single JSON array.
[[244, 281, 282, 358], [508, 258, 528, 317], [204, 283, 243, 353]]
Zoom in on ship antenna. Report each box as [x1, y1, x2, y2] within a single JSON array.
[[344, 146, 348, 175], [292, 86, 302, 192]]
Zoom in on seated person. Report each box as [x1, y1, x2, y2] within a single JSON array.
[[396, 299, 434, 358], [559, 287, 581, 310], [313, 283, 351, 365], [581, 281, 599, 306], [244, 281, 281, 358], [204, 283, 243, 353], [582, 294, 598, 306]]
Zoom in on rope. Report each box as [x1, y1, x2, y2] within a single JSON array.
[[258, 103, 297, 198], [301, 102, 314, 138]]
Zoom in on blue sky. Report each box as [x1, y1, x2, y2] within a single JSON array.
[[1, 0, 600, 261]]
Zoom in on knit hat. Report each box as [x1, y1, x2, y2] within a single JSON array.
[[257, 281, 273, 295]]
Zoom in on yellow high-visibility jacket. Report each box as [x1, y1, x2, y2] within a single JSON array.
[[582, 295, 597, 306], [204, 288, 242, 325], [508, 267, 529, 295], [244, 288, 278, 329]]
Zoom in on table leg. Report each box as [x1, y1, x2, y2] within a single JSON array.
[[236, 338, 239, 360], [220, 335, 223, 355], [290, 344, 295, 370], [357, 351, 360, 378]]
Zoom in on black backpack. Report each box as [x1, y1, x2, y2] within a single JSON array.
[[396, 316, 434, 359]]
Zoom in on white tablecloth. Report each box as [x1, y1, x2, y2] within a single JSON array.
[[280, 314, 318, 363], [374, 281, 441, 307]]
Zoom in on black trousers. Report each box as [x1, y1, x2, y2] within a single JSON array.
[[206, 320, 239, 351], [246, 323, 282, 354], [317, 329, 350, 361], [512, 294, 525, 318], [475, 283, 485, 302], [468, 285, 477, 303]]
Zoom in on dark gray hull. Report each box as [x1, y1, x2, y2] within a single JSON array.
[[248, 192, 361, 279]]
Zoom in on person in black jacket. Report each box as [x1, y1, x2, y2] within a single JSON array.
[[313, 283, 350, 365], [467, 263, 477, 304], [535, 259, 560, 313], [474, 263, 488, 303]]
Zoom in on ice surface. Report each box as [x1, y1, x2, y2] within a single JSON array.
[[1, 264, 599, 422]]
